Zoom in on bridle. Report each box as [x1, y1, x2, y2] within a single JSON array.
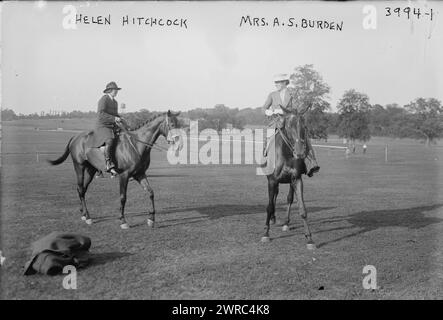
[[117, 115, 174, 154], [277, 113, 306, 159]]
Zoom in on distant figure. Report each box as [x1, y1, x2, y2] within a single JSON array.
[[345, 147, 351, 158], [352, 143, 356, 154], [363, 143, 367, 154]]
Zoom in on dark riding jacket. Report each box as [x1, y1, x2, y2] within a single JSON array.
[[97, 94, 120, 128], [91, 94, 120, 147]]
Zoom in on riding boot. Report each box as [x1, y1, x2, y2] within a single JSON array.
[[305, 138, 320, 177], [103, 143, 117, 175]]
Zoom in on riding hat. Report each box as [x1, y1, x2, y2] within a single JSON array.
[[103, 82, 122, 93], [273, 74, 290, 83]]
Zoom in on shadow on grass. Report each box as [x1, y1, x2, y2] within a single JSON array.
[[145, 174, 189, 178], [89, 252, 133, 267], [159, 204, 335, 221], [93, 204, 334, 228], [315, 204, 443, 248]]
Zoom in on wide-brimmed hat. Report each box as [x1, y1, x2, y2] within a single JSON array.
[[273, 74, 290, 83], [103, 82, 122, 93]]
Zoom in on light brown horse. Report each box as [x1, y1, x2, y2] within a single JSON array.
[[48, 111, 181, 229], [262, 106, 315, 250]]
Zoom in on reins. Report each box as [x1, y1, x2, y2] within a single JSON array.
[[275, 114, 306, 159], [277, 127, 298, 158], [117, 119, 170, 155]]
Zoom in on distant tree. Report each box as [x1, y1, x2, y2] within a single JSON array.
[[237, 107, 266, 126], [187, 108, 209, 121], [304, 107, 330, 140], [337, 89, 371, 144], [290, 64, 331, 139], [184, 105, 246, 131], [369, 103, 407, 136], [325, 112, 340, 136], [1, 108, 18, 121], [403, 98, 443, 146], [369, 104, 387, 136], [211, 104, 231, 131]]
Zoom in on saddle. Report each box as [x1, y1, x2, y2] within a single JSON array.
[[83, 127, 125, 176], [85, 124, 123, 149]]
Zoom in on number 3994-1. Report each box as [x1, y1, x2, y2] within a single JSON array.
[[385, 7, 434, 21]]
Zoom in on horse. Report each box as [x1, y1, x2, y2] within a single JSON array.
[[262, 105, 315, 250], [47, 110, 181, 229]]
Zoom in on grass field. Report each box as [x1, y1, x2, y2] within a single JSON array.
[[1, 121, 442, 299]]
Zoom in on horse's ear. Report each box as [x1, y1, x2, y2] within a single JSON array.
[[167, 110, 171, 117]]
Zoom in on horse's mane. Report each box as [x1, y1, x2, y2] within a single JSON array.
[[129, 113, 164, 131]]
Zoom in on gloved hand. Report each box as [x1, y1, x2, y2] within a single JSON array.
[[265, 108, 284, 116], [274, 108, 284, 115]]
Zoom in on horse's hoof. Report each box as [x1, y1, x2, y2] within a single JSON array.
[[282, 225, 290, 232], [120, 223, 129, 230], [147, 219, 155, 228], [261, 236, 271, 243], [306, 243, 316, 250], [85, 219, 93, 225], [81, 216, 86, 221]]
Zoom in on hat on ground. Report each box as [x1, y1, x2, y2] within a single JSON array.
[[103, 82, 122, 93], [273, 74, 290, 83]]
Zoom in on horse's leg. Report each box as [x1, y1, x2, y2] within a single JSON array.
[[262, 179, 277, 242], [282, 184, 294, 232], [79, 164, 97, 223], [136, 175, 156, 228], [294, 177, 315, 250], [270, 184, 279, 225], [118, 172, 130, 229], [74, 163, 92, 225]]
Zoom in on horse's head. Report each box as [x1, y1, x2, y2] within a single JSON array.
[[160, 110, 183, 151], [280, 106, 307, 159]]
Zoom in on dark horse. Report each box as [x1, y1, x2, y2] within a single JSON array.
[[48, 111, 181, 229], [262, 106, 315, 250]]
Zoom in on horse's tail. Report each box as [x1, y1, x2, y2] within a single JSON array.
[[47, 137, 74, 165]]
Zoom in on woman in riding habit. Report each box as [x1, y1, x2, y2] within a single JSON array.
[[262, 74, 320, 177]]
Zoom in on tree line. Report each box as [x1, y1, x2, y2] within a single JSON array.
[[2, 65, 442, 145]]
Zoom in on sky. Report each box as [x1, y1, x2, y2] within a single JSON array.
[[2, 1, 443, 114]]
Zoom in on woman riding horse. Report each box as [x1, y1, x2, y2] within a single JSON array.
[[48, 109, 181, 229], [260, 74, 319, 249], [262, 74, 320, 177]]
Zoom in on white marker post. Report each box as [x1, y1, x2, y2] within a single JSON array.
[[385, 145, 388, 163]]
